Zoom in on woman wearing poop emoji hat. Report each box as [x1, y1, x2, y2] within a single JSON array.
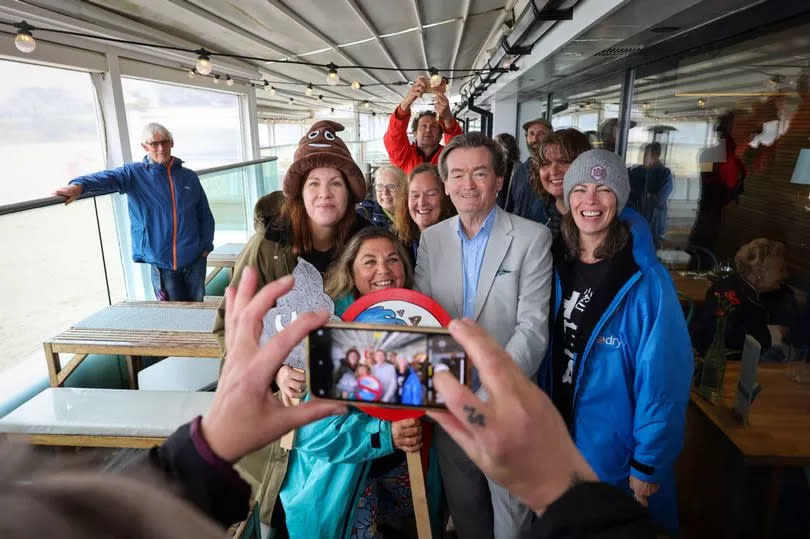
[[213, 119, 369, 349]]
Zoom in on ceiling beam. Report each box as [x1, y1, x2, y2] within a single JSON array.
[[410, 0, 429, 70], [263, 0, 405, 102], [450, 0, 472, 74], [343, 0, 409, 86]]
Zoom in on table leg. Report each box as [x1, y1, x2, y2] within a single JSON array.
[[44, 343, 61, 387], [125, 355, 142, 389]]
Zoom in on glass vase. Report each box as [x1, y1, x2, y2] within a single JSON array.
[[697, 316, 729, 404]]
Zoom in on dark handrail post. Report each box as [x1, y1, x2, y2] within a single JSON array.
[[616, 68, 636, 159]]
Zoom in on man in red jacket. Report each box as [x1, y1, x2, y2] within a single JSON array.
[[384, 75, 463, 174]]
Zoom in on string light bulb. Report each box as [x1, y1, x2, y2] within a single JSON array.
[[289, 97, 294, 104], [188, 68, 196, 79], [428, 67, 441, 86], [305, 83, 313, 96], [195, 49, 213, 75], [14, 21, 37, 53], [318, 94, 324, 101], [269, 85, 276, 95], [225, 75, 234, 86], [697, 98, 706, 108], [212, 74, 220, 84], [330, 107, 335, 115], [363, 100, 371, 109], [351, 81, 361, 90], [326, 63, 339, 86]]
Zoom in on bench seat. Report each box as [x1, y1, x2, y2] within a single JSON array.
[[0, 388, 214, 448]]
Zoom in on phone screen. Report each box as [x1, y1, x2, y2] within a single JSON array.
[[308, 322, 467, 409]]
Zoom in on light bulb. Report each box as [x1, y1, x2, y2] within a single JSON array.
[[306, 83, 313, 96], [225, 75, 234, 86], [270, 86, 276, 95], [372, 111, 376, 117], [15, 30, 36, 53], [213, 74, 220, 84], [351, 80, 361, 90], [318, 94, 323, 101], [326, 63, 339, 86], [363, 101, 371, 109], [330, 107, 335, 115], [289, 97, 294, 104], [188, 69, 196, 79], [697, 98, 706, 108], [196, 51, 213, 75]]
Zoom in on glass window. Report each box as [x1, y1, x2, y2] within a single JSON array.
[[0, 60, 105, 206], [626, 16, 810, 296], [551, 73, 624, 150], [122, 77, 243, 170]]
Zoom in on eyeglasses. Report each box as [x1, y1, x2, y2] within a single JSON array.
[[375, 183, 400, 192], [145, 139, 172, 148]]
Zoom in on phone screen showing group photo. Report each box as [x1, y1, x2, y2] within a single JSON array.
[[308, 324, 467, 409]]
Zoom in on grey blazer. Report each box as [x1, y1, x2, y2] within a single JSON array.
[[414, 206, 553, 380]]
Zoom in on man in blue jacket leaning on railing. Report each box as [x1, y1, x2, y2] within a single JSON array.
[[53, 122, 215, 301]]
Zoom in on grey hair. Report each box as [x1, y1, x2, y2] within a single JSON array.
[[437, 131, 507, 182], [141, 123, 173, 144]]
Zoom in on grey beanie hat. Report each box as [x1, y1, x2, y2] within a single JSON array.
[[563, 149, 630, 212]]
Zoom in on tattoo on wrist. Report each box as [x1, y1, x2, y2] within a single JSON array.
[[463, 405, 486, 427]]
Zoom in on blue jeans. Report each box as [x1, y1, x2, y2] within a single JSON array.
[[150, 256, 207, 302]]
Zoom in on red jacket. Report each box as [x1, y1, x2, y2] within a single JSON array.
[[383, 106, 463, 174]]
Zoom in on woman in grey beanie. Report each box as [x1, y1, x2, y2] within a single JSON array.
[[538, 148, 693, 537]]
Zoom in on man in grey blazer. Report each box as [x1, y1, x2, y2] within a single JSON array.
[[415, 132, 553, 538]]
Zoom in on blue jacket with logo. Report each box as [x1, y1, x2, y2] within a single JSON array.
[[70, 156, 215, 270], [538, 208, 692, 535]]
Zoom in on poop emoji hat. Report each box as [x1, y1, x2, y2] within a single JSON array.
[[282, 120, 367, 202]]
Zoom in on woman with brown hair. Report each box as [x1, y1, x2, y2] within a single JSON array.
[[531, 128, 592, 238], [539, 149, 692, 536], [325, 226, 414, 315], [391, 163, 455, 262], [213, 119, 372, 399]]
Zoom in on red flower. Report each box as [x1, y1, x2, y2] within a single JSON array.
[[723, 290, 742, 305], [713, 289, 742, 317]]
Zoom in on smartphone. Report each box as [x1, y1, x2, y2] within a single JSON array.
[[307, 322, 468, 409]]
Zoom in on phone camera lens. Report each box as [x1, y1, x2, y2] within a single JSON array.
[[317, 330, 324, 336]]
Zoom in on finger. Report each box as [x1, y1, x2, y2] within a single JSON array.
[[287, 371, 307, 383], [634, 493, 649, 507], [231, 266, 258, 319], [267, 400, 347, 438], [401, 443, 422, 453], [396, 426, 420, 437], [223, 285, 236, 351], [252, 310, 330, 387]]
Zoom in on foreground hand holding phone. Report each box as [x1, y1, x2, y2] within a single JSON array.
[[426, 318, 598, 514], [200, 268, 347, 463]]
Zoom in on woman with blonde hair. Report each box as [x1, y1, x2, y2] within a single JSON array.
[[358, 164, 407, 228], [392, 163, 455, 262]]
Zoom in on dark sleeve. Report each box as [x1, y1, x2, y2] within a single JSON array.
[[532, 482, 656, 539], [148, 417, 251, 528]]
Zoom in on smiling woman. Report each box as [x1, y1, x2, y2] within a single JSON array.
[[540, 148, 693, 536]]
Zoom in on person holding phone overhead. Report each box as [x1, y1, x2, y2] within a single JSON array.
[[384, 74, 463, 174]]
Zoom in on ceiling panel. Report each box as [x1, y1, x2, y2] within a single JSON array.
[[356, 0, 417, 35]]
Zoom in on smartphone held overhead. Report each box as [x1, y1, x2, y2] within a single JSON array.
[[308, 322, 467, 410]]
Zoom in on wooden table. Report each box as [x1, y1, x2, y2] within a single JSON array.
[[44, 301, 221, 389], [670, 270, 712, 305], [677, 362, 810, 538], [206, 242, 245, 285]]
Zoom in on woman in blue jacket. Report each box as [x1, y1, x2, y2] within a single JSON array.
[[539, 149, 692, 537]]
